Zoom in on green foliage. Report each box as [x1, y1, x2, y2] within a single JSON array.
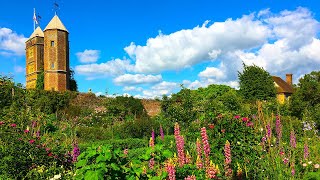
[[290, 71, 320, 129], [106, 96, 147, 120], [36, 70, 44, 90], [238, 63, 276, 101]]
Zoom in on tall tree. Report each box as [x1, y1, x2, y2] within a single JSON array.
[[69, 68, 78, 92], [238, 64, 276, 101]]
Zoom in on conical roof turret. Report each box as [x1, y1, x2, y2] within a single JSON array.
[[44, 15, 68, 32], [29, 26, 44, 39]]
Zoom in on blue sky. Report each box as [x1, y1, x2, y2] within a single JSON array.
[[1, 0, 320, 98]]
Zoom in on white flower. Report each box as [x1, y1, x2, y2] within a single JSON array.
[[308, 161, 312, 164]]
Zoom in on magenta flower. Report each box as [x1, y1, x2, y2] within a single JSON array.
[[29, 139, 35, 144], [36, 131, 40, 138], [32, 121, 37, 128], [290, 130, 296, 148], [0, 121, 4, 125], [234, 115, 240, 119], [242, 117, 248, 122], [291, 167, 295, 176], [72, 143, 80, 162], [10, 123, 16, 127], [24, 129, 30, 133], [160, 125, 164, 140], [246, 121, 253, 127], [283, 158, 289, 164], [46, 148, 51, 152]]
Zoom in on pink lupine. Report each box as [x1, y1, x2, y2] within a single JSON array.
[[149, 157, 155, 169], [201, 127, 210, 166], [290, 130, 296, 148], [184, 175, 196, 180], [175, 135, 185, 167], [174, 123, 185, 167], [166, 159, 176, 180], [234, 115, 240, 119], [224, 140, 232, 177], [196, 155, 203, 169], [160, 124, 164, 140], [304, 143, 309, 160], [206, 161, 219, 179], [275, 115, 282, 144]]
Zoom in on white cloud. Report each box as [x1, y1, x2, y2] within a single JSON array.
[[132, 81, 180, 99], [124, 14, 269, 73], [76, 49, 100, 63], [95, 92, 104, 96], [198, 66, 225, 79], [123, 86, 143, 92], [75, 59, 134, 77], [113, 74, 162, 85], [0, 28, 27, 56]]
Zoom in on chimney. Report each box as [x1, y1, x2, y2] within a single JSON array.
[[286, 74, 292, 86]]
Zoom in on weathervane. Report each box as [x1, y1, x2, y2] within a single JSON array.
[[53, 0, 60, 15]]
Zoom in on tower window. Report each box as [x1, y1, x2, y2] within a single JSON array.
[[51, 41, 55, 47], [51, 62, 55, 69]]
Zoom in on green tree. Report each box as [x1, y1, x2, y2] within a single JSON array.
[[69, 68, 78, 92], [238, 64, 276, 101], [36, 70, 44, 90], [290, 71, 320, 129]]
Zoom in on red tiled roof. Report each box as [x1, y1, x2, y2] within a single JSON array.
[[272, 76, 294, 93]]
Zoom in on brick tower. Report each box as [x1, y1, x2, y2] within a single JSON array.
[[25, 27, 44, 89], [43, 15, 69, 91]]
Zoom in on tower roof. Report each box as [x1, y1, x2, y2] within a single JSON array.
[[29, 26, 44, 39], [44, 15, 68, 32]]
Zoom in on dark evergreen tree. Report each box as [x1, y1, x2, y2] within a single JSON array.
[[69, 68, 78, 92]]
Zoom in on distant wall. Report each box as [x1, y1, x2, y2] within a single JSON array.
[[141, 99, 161, 117]]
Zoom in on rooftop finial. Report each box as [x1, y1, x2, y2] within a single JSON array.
[[53, 0, 59, 15]]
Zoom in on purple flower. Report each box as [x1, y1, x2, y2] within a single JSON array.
[[160, 125, 164, 140], [32, 121, 37, 128], [72, 144, 80, 162], [36, 131, 40, 138], [276, 115, 282, 143], [29, 139, 35, 144], [266, 124, 272, 139]]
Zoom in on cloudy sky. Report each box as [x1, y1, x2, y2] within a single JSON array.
[[1, 0, 320, 98]]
